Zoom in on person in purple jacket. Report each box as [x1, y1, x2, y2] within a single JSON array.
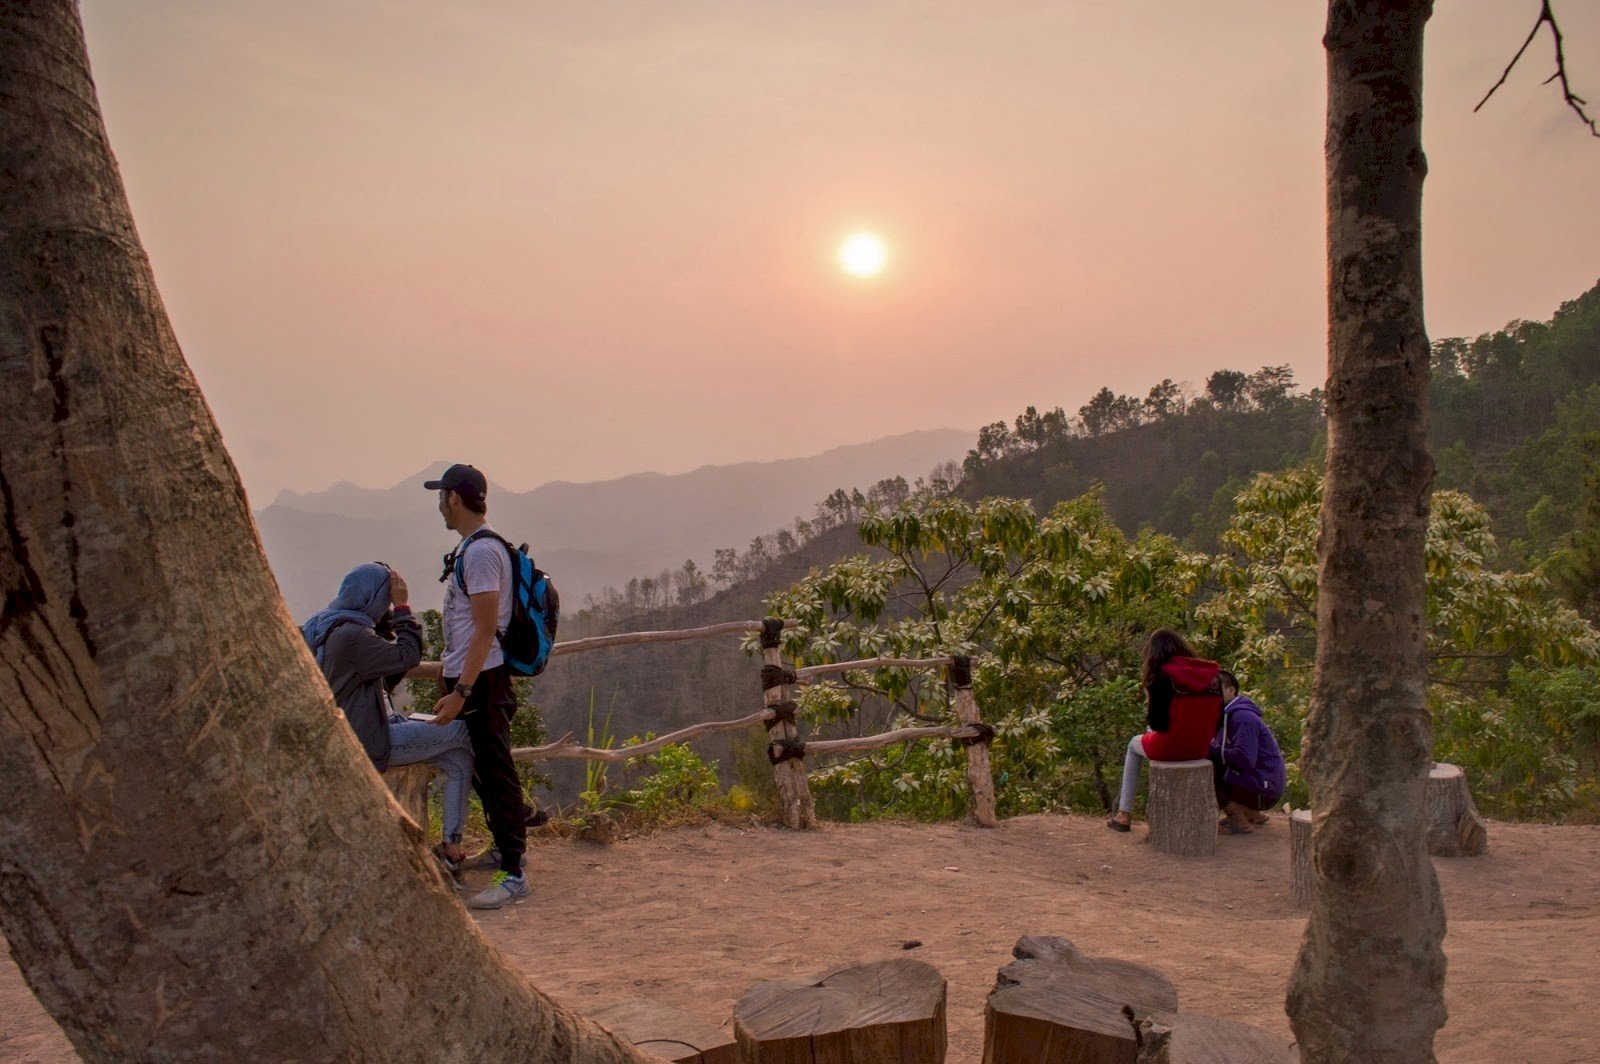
[[1210, 670, 1287, 835]]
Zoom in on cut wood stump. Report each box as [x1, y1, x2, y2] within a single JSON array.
[[589, 999, 737, 1064], [734, 957, 947, 1063], [1289, 809, 1314, 909], [381, 763, 436, 842], [1161, 1013, 1298, 1064], [984, 936, 1295, 1064], [1148, 760, 1216, 857], [1426, 762, 1488, 857], [984, 935, 1177, 1064]]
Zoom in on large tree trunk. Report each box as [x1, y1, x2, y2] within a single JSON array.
[[1286, 3, 1447, 1061], [0, 4, 651, 1060]]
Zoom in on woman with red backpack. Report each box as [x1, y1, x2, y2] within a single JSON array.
[[1107, 628, 1224, 832]]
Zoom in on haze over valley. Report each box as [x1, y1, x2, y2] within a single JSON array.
[[260, 428, 968, 619]]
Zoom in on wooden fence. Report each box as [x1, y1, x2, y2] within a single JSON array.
[[405, 617, 996, 830]]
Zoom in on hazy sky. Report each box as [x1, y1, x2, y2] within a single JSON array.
[[80, 1, 1599, 502]]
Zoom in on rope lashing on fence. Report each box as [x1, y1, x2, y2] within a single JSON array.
[[947, 655, 973, 689], [765, 700, 798, 727], [759, 616, 786, 649], [768, 737, 807, 764], [958, 722, 996, 747], [761, 663, 799, 690]]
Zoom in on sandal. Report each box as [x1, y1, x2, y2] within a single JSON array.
[[1106, 817, 1132, 833], [1218, 819, 1254, 836], [432, 842, 463, 880]]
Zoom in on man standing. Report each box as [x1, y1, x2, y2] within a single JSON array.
[[424, 463, 529, 909]]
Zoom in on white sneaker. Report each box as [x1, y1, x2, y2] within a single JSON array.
[[468, 871, 530, 910]]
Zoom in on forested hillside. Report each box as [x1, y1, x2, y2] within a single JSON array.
[[537, 280, 1600, 818]]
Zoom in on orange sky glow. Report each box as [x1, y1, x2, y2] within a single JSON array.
[[80, 1, 1600, 501]]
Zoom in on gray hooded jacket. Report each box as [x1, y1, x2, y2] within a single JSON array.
[[319, 608, 424, 770]]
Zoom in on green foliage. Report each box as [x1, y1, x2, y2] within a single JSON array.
[[767, 490, 1204, 819], [622, 742, 723, 822], [1197, 466, 1600, 819]]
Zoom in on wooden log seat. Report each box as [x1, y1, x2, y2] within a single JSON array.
[[1148, 759, 1217, 858], [983, 935, 1296, 1064], [984, 935, 1176, 1063], [734, 957, 947, 1063], [589, 999, 737, 1064], [381, 762, 437, 842], [1425, 762, 1488, 858], [1289, 809, 1314, 909]]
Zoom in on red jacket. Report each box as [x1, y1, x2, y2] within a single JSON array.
[[1141, 656, 1222, 762]]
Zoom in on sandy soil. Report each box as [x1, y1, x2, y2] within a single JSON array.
[[3, 814, 1598, 1063]]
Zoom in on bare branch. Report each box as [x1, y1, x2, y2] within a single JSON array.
[[1476, 0, 1600, 137]]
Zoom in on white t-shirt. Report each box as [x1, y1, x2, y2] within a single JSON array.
[[442, 528, 514, 677]]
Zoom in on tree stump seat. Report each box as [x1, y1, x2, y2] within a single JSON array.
[[381, 762, 438, 843], [1148, 759, 1217, 857], [1425, 762, 1487, 857], [734, 957, 947, 1062], [984, 936, 1295, 1063], [589, 999, 737, 1064]]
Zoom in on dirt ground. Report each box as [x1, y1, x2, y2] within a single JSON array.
[[3, 814, 1598, 1062]]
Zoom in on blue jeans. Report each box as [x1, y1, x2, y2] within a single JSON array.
[[387, 716, 473, 844], [1117, 733, 1149, 814]]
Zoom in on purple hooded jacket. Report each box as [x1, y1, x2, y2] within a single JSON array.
[[1209, 694, 1286, 799]]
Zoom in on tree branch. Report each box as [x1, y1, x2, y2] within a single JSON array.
[[1475, 0, 1600, 137]]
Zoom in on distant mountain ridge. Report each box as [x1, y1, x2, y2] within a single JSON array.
[[258, 429, 970, 619]]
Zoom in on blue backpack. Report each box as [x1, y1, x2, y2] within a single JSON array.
[[453, 530, 560, 676]]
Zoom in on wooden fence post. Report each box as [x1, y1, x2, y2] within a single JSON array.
[[760, 618, 816, 830], [949, 656, 997, 828]]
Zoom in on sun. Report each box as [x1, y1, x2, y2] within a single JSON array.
[[838, 232, 888, 278]]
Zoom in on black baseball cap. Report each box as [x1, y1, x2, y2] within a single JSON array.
[[423, 463, 487, 500]]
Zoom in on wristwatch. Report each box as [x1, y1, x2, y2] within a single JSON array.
[[453, 681, 473, 700]]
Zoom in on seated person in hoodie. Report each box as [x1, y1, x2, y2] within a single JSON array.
[[1210, 670, 1287, 835], [1108, 628, 1224, 832], [300, 562, 474, 876]]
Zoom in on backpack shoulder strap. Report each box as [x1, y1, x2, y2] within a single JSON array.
[[453, 528, 515, 590]]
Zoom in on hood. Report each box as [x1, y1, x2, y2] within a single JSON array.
[[300, 562, 392, 665], [1222, 694, 1264, 719], [1161, 656, 1220, 694]]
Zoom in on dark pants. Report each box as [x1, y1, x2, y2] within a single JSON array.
[[1212, 759, 1279, 812], [443, 666, 525, 875]]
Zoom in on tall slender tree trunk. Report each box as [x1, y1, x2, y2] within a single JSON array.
[[1287, 3, 1447, 1061], [0, 4, 651, 1060]]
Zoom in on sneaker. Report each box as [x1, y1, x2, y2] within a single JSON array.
[[468, 871, 530, 910], [460, 847, 528, 872], [460, 846, 501, 872]]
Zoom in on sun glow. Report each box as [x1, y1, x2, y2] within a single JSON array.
[[838, 232, 888, 278]]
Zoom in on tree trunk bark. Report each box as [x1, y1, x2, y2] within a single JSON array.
[[1287, 3, 1447, 1061], [0, 4, 653, 1061]]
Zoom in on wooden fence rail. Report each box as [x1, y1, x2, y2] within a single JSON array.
[[794, 656, 955, 682], [399, 618, 997, 831]]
